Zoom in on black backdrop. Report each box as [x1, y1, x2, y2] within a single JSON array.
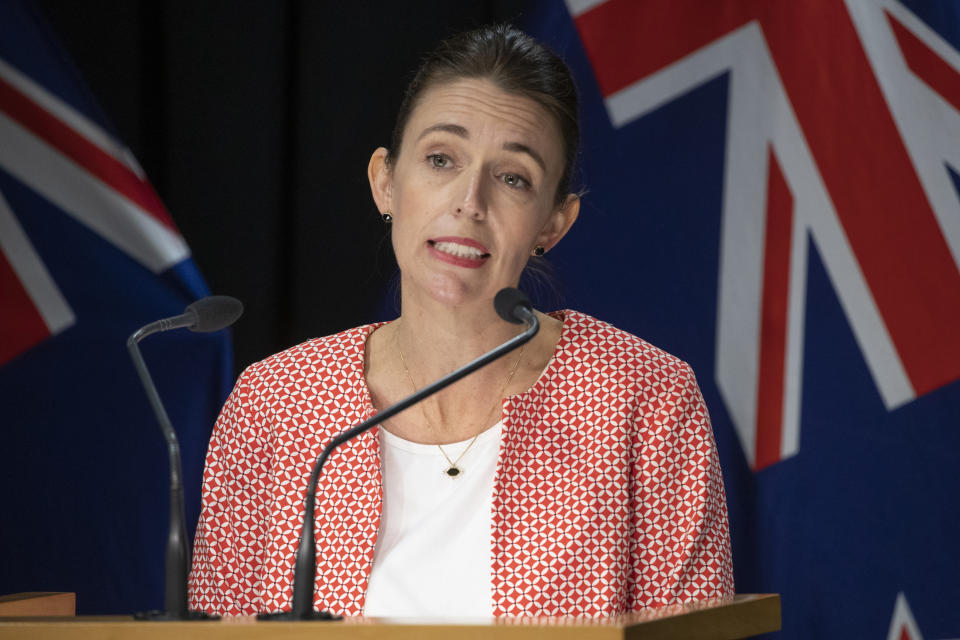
[[38, 0, 530, 372]]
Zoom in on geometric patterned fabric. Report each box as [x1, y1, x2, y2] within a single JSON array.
[[188, 310, 734, 617]]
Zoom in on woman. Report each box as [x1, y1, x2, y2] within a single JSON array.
[[188, 25, 733, 618]]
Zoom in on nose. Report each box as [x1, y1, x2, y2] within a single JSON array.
[[454, 168, 488, 220]]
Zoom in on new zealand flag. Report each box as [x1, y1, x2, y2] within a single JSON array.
[[525, 0, 960, 637], [0, 0, 232, 614]]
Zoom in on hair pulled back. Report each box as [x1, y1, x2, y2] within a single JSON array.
[[389, 25, 580, 204]]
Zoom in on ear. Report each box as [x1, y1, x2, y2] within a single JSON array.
[[368, 147, 393, 214], [536, 193, 580, 252]]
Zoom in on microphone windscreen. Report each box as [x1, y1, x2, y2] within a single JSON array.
[[494, 288, 531, 324], [186, 296, 244, 333]]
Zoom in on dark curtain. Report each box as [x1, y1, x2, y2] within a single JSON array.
[[39, 0, 532, 373]]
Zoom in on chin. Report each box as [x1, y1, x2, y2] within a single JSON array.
[[417, 272, 495, 309]]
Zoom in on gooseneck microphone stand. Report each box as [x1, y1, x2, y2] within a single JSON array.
[[259, 288, 539, 620], [127, 296, 243, 620]]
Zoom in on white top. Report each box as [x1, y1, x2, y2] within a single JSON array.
[[362, 421, 504, 619]]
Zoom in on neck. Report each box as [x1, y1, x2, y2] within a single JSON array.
[[364, 285, 563, 444], [395, 288, 524, 381]]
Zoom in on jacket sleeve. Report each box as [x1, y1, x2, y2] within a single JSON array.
[[188, 366, 275, 615], [629, 361, 735, 608]]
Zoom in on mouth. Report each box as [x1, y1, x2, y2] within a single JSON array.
[[427, 236, 491, 268]]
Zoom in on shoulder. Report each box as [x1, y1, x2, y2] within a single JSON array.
[[235, 323, 379, 397], [554, 309, 695, 386], [550, 311, 710, 441]]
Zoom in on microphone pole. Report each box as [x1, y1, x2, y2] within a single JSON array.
[[259, 287, 539, 620], [127, 296, 243, 620]]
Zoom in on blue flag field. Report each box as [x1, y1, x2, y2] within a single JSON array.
[[0, 0, 232, 614], [525, 1, 960, 637]]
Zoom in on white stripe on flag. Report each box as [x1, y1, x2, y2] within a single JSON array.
[[0, 111, 189, 273], [0, 57, 146, 179], [847, 0, 960, 281], [0, 189, 75, 334], [564, 0, 607, 18]]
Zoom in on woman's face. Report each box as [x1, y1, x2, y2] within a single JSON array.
[[369, 77, 579, 309]]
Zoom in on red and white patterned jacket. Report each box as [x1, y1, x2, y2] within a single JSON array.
[[188, 310, 734, 617]]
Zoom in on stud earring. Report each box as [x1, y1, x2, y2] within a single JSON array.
[[533, 246, 545, 257], [381, 211, 393, 223]]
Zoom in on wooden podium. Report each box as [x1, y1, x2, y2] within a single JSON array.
[[0, 593, 780, 639]]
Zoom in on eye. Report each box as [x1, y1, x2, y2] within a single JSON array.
[[502, 173, 530, 189], [427, 153, 450, 169]]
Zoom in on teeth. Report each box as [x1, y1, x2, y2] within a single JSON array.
[[433, 241, 484, 258]]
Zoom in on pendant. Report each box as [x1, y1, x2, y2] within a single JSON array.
[[445, 466, 462, 477]]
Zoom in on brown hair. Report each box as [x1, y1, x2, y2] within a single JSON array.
[[388, 25, 580, 204]]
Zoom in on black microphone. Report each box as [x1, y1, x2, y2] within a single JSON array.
[[494, 287, 536, 326], [259, 288, 539, 620], [127, 296, 243, 621]]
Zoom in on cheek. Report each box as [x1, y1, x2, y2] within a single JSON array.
[[391, 170, 435, 218], [388, 196, 430, 267], [498, 222, 538, 269], [508, 205, 553, 245], [390, 214, 417, 259]]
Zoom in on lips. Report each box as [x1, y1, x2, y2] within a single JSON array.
[[427, 236, 490, 268]]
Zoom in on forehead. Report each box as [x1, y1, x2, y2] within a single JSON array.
[[403, 78, 563, 161]]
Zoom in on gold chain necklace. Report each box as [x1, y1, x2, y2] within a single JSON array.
[[394, 325, 525, 478]]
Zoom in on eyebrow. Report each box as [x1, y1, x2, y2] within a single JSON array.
[[503, 141, 546, 173], [416, 123, 547, 173], [417, 123, 468, 141]]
